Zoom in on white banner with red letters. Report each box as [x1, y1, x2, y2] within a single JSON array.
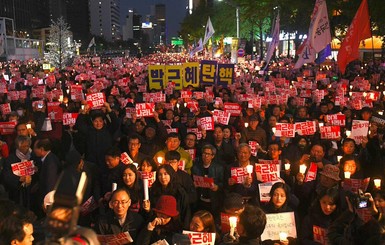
[[47, 102, 63, 122], [213, 110, 230, 125], [0, 103, 11, 115], [193, 175, 214, 188], [138, 171, 156, 188], [313, 225, 329, 245], [294, 121, 317, 136], [86, 92, 106, 109], [182, 231, 215, 245], [120, 152, 134, 165], [0, 121, 16, 135], [197, 117, 214, 131], [220, 212, 231, 233], [70, 84, 84, 101], [80, 196, 99, 216], [351, 120, 369, 144], [11, 161, 35, 177], [223, 103, 242, 116], [342, 178, 370, 193], [135, 103, 155, 117], [304, 163, 318, 182], [255, 164, 280, 183], [326, 114, 346, 126], [275, 123, 295, 138]]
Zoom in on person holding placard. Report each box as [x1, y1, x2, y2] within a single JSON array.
[[300, 187, 342, 244], [191, 144, 224, 218], [144, 164, 190, 229], [96, 188, 144, 241]]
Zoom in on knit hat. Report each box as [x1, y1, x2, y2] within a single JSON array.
[[153, 195, 179, 217], [319, 164, 341, 181]]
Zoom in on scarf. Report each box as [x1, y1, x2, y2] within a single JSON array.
[[16, 148, 32, 161]]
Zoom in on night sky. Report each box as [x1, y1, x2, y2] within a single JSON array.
[[120, 0, 188, 39]]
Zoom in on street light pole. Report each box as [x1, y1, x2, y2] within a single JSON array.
[[236, 6, 239, 38]]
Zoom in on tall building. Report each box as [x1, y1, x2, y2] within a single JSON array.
[[89, 0, 121, 42], [152, 4, 166, 45], [66, 0, 90, 43], [49, 0, 67, 21]]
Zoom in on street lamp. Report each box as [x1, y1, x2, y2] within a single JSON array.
[[217, 0, 239, 38]]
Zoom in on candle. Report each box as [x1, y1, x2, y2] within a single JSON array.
[[246, 165, 253, 177], [184, 102, 187, 107], [59, 95, 63, 102], [157, 156, 164, 164], [299, 165, 307, 174], [176, 103, 180, 109], [344, 171, 351, 179], [279, 232, 288, 242], [66, 88, 70, 94], [337, 155, 343, 163], [374, 179, 381, 188], [112, 183, 117, 191], [143, 178, 149, 200], [229, 216, 237, 236], [379, 111, 384, 116], [349, 92, 353, 96], [345, 130, 351, 137], [244, 122, 249, 128], [81, 105, 85, 110], [318, 122, 324, 127], [284, 163, 291, 170], [363, 92, 367, 97], [272, 127, 276, 135], [26, 123, 31, 129]]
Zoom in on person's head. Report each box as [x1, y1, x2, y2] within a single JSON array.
[[319, 164, 341, 188], [373, 190, 385, 212], [361, 107, 372, 121], [223, 126, 232, 140], [156, 164, 177, 188], [297, 106, 308, 118], [296, 136, 309, 149], [144, 124, 156, 139], [128, 135, 141, 155], [249, 114, 260, 130], [269, 182, 290, 209], [91, 112, 105, 130], [342, 138, 356, 155], [15, 136, 31, 155], [237, 143, 251, 164], [340, 155, 360, 176], [8, 111, 19, 122], [237, 205, 266, 239], [109, 189, 131, 219], [0, 217, 34, 245], [153, 195, 179, 224], [165, 109, 174, 120], [268, 115, 278, 127], [165, 150, 181, 172], [198, 99, 208, 112], [201, 144, 216, 165], [140, 157, 157, 173], [272, 105, 281, 118], [213, 125, 224, 142], [268, 143, 281, 160], [135, 120, 146, 134], [310, 143, 326, 162], [223, 193, 245, 216], [105, 146, 121, 169], [122, 164, 138, 188], [317, 187, 339, 216], [16, 123, 28, 137], [320, 102, 328, 114], [184, 132, 197, 149], [33, 138, 51, 157], [165, 133, 181, 151], [189, 210, 216, 233]]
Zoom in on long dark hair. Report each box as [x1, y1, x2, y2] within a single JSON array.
[[309, 187, 340, 219], [266, 182, 291, 213], [121, 164, 141, 204], [151, 164, 179, 197]]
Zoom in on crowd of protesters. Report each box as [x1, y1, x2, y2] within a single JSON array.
[[1, 53, 385, 244]]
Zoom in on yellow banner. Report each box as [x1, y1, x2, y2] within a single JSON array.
[[148, 65, 166, 90], [166, 65, 183, 90], [182, 62, 200, 88]]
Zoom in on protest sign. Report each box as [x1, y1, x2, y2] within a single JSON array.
[[182, 231, 216, 245], [255, 164, 280, 182], [275, 123, 295, 138], [261, 212, 297, 241], [135, 103, 155, 117], [193, 175, 214, 188], [197, 117, 214, 131], [62, 113, 78, 126], [294, 121, 317, 136], [231, 167, 248, 184], [320, 126, 341, 140], [86, 92, 106, 109], [11, 161, 35, 177], [351, 120, 369, 144], [97, 232, 133, 245]]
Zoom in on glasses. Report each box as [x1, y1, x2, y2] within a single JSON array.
[[202, 152, 214, 156], [111, 200, 130, 206]]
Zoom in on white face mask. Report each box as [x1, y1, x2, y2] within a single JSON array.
[[17, 110, 24, 116]]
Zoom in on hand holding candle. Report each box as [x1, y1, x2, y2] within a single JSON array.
[[345, 130, 351, 137], [279, 232, 288, 242], [299, 164, 307, 174], [157, 156, 163, 165], [344, 171, 351, 179], [374, 179, 381, 189], [229, 216, 237, 237], [143, 178, 149, 200], [284, 163, 291, 171], [112, 182, 117, 192], [244, 122, 249, 128], [246, 165, 253, 178]]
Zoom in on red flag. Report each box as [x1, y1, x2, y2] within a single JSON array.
[[337, 0, 371, 74]]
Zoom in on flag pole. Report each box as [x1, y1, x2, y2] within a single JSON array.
[[370, 17, 375, 61]]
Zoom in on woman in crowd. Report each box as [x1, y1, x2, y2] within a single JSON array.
[[138, 195, 183, 245], [143, 164, 190, 228], [121, 164, 143, 213], [339, 155, 364, 180], [300, 187, 341, 244], [139, 157, 158, 173], [263, 182, 298, 214]]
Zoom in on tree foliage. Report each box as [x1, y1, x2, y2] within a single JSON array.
[[45, 17, 75, 69]]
